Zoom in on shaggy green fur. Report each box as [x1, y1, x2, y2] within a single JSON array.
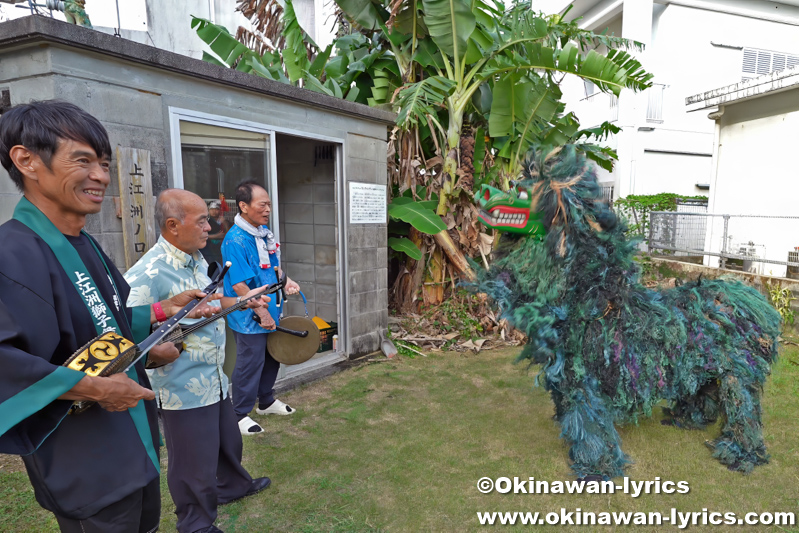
[[474, 146, 781, 478]]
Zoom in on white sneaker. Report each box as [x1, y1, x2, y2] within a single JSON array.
[[238, 415, 264, 435], [256, 399, 296, 416]]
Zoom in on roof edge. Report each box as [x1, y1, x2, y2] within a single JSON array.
[[686, 66, 799, 112], [0, 16, 397, 126]]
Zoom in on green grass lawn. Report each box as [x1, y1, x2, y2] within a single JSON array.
[[2, 345, 798, 532]]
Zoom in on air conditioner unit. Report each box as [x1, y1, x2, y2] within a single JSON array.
[[733, 241, 766, 274]]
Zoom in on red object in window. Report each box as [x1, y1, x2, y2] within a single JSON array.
[[219, 193, 230, 212]]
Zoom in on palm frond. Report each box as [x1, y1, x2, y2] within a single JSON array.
[[395, 76, 457, 129], [236, 0, 286, 49], [483, 42, 653, 95]]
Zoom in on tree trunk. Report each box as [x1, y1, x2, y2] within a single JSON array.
[[390, 227, 423, 312], [423, 245, 445, 305], [432, 107, 475, 282], [457, 125, 475, 193], [432, 230, 475, 281]]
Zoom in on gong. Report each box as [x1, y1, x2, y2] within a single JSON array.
[[267, 316, 321, 365]]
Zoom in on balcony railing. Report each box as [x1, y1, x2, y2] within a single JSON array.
[[646, 83, 666, 123]]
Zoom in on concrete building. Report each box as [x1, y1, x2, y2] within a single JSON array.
[[0, 16, 394, 382], [685, 66, 799, 278], [536, 0, 799, 200]]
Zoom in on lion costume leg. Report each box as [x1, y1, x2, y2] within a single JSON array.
[[662, 380, 720, 430], [707, 374, 768, 473], [559, 379, 629, 479], [545, 379, 568, 422]]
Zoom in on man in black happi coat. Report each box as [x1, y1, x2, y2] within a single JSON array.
[[0, 100, 217, 533]]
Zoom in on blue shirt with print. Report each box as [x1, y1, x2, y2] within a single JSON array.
[[222, 224, 281, 334]]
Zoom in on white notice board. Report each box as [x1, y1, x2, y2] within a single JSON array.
[[349, 182, 387, 224]]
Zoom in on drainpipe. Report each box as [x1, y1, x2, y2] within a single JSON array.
[[706, 106, 724, 268], [208, 0, 215, 23]]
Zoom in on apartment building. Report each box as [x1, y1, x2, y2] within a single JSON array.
[[537, 0, 799, 200]]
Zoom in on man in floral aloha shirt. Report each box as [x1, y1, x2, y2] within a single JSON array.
[[125, 189, 271, 533]]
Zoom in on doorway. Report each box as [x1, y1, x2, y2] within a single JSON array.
[[171, 112, 344, 381]]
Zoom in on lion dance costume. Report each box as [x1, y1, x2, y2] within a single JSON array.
[[473, 146, 781, 478]]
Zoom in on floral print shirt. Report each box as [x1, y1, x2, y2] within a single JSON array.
[[124, 237, 228, 410]]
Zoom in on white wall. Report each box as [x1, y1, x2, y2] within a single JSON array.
[[646, 3, 799, 199], [703, 88, 799, 276], [533, 0, 576, 15], [649, 3, 799, 137], [637, 150, 712, 195], [108, 0, 252, 59], [559, 0, 799, 198]]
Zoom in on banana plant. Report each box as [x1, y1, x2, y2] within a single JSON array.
[[387, 195, 443, 260], [192, 15, 293, 84], [193, 8, 405, 105], [396, 10, 651, 190], [385, 2, 650, 277]]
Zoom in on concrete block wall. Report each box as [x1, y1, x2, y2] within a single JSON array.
[[0, 48, 168, 272], [0, 47, 48, 225], [276, 135, 338, 324], [346, 133, 389, 356]]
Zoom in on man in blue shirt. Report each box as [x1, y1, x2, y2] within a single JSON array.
[[222, 180, 301, 435], [126, 189, 272, 533]]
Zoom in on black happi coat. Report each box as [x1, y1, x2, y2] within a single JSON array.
[[0, 220, 159, 519]]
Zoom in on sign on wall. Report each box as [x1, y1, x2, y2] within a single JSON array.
[[117, 147, 156, 269], [349, 182, 386, 224]]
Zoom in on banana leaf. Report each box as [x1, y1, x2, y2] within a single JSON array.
[[192, 17, 248, 66], [421, 0, 476, 60], [336, 0, 388, 30], [388, 199, 447, 234], [388, 237, 423, 260]]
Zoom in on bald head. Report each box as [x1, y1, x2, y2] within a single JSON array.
[[156, 189, 211, 254], [155, 189, 199, 229]]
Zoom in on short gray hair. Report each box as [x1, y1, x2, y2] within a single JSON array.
[[155, 190, 186, 230]]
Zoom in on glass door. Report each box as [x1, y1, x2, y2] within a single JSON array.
[[179, 121, 272, 216]]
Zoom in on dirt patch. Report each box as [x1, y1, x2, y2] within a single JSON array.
[[365, 382, 409, 405], [376, 412, 403, 425], [0, 453, 25, 473], [284, 380, 335, 407], [280, 425, 311, 439]]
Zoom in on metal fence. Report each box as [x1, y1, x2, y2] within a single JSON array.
[[600, 184, 614, 205], [649, 211, 799, 277]]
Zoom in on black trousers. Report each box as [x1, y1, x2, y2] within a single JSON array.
[[54, 477, 160, 533], [161, 397, 253, 533], [232, 332, 280, 419]]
